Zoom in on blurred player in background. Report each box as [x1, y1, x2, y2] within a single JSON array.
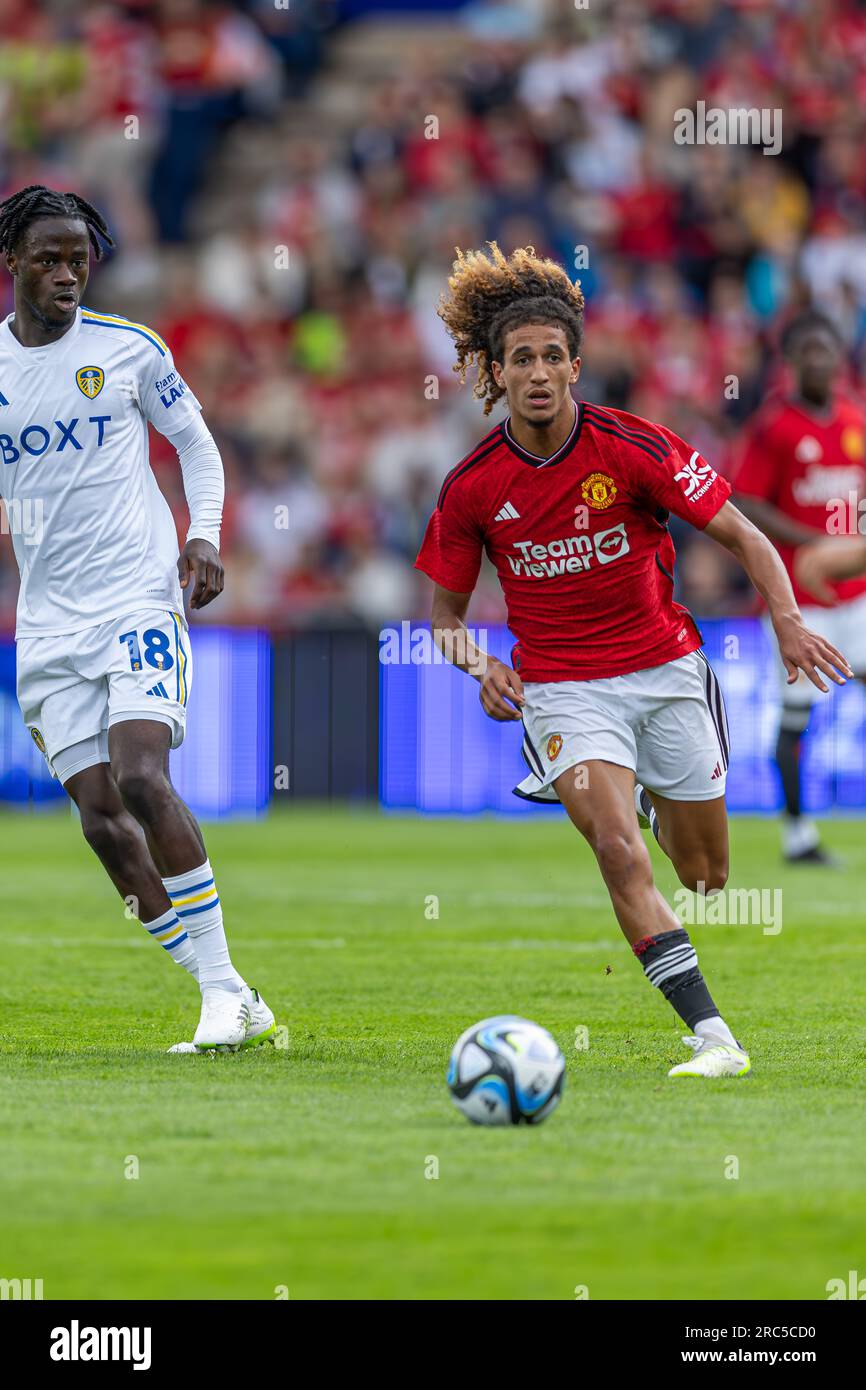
[[0, 185, 274, 1052], [416, 245, 852, 1079], [733, 311, 866, 864]]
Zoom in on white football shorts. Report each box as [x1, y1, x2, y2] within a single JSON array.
[[17, 607, 192, 785], [762, 589, 866, 710], [514, 649, 729, 804]]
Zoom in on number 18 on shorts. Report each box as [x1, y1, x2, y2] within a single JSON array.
[[17, 607, 193, 779]]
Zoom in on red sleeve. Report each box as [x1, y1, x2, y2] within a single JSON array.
[[415, 483, 484, 593], [632, 425, 731, 529], [729, 417, 781, 502]]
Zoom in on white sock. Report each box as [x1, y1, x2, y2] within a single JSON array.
[[162, 860, 245, 993], [783, 816, 819, 857], [695, 1015, 738, 1048], [140, 907, 199, 979]]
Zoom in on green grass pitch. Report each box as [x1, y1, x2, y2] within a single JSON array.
[[0, 804, 864, 1301]]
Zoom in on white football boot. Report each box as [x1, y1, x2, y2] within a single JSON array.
[[634, 782, 651, 828], [169, 988, 275, 1053], [240, 987, 276, 1049], [668, 1035, 751, 1078], [193, 987, 250, 1052]]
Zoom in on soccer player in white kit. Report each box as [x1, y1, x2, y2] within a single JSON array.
[[0, 185, 274, 1052]]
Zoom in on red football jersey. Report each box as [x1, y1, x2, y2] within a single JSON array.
[[732, 392, 866, 608], [415, 400, 731, 682]]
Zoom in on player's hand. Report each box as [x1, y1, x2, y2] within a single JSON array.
[[477, 657, 525, 721], [774, 614, 853, 693], [178, 538, 224, 610], [794, 536, 866, 604]]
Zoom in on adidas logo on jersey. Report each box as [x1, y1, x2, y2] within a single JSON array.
[[494, 500, 520, 522], [146, 682, 171, 698], [0, 391, 8, 406], [711, 762, 723, 780]]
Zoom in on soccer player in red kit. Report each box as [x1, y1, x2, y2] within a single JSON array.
[[416, 245, 851, 1079], [733, 310, 866, 864]]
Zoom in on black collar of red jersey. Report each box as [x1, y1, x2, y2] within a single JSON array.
[[501, 399, 584, 468]]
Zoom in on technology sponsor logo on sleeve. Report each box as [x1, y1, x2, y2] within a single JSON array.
[[674, 450, 717, 501]]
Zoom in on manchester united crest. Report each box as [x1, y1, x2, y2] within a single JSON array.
[[581, 472, 617, 509], [547, 733, 563, 761], [76, 365, 105, 399], [841, 425, 865, 461]]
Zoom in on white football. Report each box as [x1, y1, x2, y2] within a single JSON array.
[[447, 1015, 565, 1126]]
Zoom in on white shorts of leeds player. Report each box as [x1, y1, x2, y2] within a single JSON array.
[[17, 607, 192, 785]]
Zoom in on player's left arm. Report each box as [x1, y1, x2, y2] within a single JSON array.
[[171, 414, 225, 610], [705, 501, 853, 691], [133, 339, 226, 609], [793, 535, 866, 603]]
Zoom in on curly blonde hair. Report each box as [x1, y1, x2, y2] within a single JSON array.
[[437, 242, 585, 415]]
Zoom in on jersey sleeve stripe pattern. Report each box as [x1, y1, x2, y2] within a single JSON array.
[[581, 404, 671, 463], [437, 426, 503, 511], [80, 308, 168, 357]]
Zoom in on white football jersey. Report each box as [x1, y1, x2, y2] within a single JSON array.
[[0, 307, 202, 637]]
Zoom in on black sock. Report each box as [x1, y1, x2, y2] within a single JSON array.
[[633, 928, 719, 1029], [775, 708, 809, 819]]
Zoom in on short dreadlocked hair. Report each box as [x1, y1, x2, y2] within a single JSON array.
[[0, 185, 114, 261], [438, 242, 584, 415]]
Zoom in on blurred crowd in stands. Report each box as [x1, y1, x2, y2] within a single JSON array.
[[1, 0, 865, 629]]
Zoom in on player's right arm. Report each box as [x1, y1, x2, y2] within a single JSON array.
[[416, 467, 524, 722], [430, 584, 525, 722]]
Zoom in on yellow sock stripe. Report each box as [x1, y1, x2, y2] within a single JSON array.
[[154, 922, 186, 943], [80, 309, 169, 355], [171, 888, 218, 909]]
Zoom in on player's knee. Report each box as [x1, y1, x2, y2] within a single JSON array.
[[676, 854, 728, 895], [592, 828, 646, 887], [114, 767, 172, 823], [79, 805, 134, 862]]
